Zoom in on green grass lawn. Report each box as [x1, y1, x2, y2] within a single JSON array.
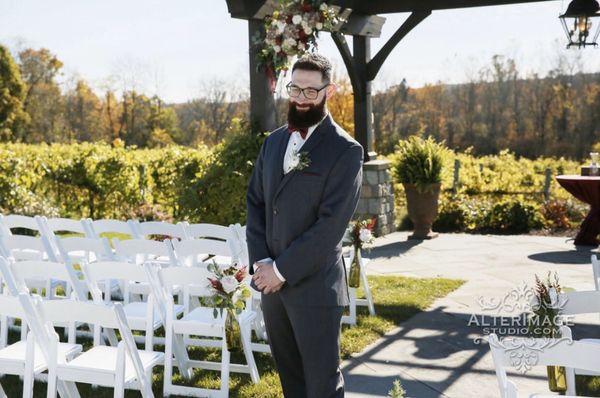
[[0, 275, 463, 397]]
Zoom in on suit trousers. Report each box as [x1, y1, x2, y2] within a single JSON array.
[[261, 292, 344, 398]]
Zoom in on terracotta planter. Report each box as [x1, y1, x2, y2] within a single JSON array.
[[403, 183, 441, 239]]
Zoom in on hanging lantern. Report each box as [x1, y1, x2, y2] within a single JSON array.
[[559, 0, 600, 48]]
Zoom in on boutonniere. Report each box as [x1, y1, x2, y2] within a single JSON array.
[[290, 150, 311, 172]]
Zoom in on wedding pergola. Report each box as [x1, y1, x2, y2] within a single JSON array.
[[226, 0, 559, 161]]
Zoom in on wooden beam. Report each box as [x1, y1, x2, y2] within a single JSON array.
[[339, 14, 386, 38], [331, 32, 363, 99], [330, 0, 557, 14], [367, 10, 431, 80]]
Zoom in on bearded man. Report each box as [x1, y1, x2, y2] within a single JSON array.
[[246, 53, 363, 398]]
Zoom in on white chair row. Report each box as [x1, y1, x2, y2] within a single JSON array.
[[0, 214, 237, 242], [0, 250, 261, 397], [0, 289, 161, 398], [490, 288, 600, 397]]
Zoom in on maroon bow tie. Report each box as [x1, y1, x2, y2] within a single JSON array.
[[288, 124, 308, 139]]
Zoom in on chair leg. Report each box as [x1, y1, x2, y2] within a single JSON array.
[[241, 323, 260, 384], [360, 264, 375, 316], [23, 332, 35, 398], [46, 367, 58, 398], [220, 339, 230, 396]]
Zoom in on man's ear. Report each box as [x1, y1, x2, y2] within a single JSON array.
[[325, 83, 337, 98]]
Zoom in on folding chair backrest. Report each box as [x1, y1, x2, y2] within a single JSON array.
[[37, 298, 121, 330], [158, 266, 213, 297], [0, 235, 55, 261], [82, 261, 149, 303], [183, 222, 231, 240], [56, 236, 114, 264], [172, 238, 234, 267], [85, 219, 137, 239], [0, 293, 26, 320], [0, 214, 43, 236], [592, 255, 600, 291], [9, 260, 84, 299], [133, 220, 188, 240], [558, 290, 600, 315], [114, 238, 175, 265], [40, 217, 86, 236]]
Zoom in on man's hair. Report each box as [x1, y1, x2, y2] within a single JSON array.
[[292, 53, 332, 84]]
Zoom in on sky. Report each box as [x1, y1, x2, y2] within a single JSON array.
[[1, 0, 599, 103]]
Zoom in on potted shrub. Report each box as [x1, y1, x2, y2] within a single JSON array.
[[393, 136, 444, 239]]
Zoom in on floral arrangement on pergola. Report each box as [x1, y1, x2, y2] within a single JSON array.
[[254, 0, 343, 89]]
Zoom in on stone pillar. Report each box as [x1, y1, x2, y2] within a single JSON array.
[[355, 159, 395, 236]]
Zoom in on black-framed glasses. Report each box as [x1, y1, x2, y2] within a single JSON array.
[[286, 83, 329, 100]]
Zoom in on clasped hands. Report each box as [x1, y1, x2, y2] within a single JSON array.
[[252, 260, 284, 294]]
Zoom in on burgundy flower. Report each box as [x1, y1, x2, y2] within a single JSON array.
[[234, 266, 248, 283], [208, 278, 224, 293]]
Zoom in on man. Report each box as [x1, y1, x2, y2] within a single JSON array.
[[246, 53, 363, 398]]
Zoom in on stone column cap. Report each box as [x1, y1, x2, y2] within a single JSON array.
[[363, 159, 391, 170]]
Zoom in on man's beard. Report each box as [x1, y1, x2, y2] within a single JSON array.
[[287, 96, 327, 128]]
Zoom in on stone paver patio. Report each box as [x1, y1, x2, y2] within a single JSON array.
[[343, 232, 600, 398]]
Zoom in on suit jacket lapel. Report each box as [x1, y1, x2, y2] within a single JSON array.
[[273, 115, 333, 200]]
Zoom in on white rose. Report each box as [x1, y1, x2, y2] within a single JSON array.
[[221, 276, 238, 294], [292, 15, 302, 25], [274, 45, 281, 53], [320, 3, 328, 11], [289, 153, 300, 169], [359, 228, 372, 243], [286, 38, 297, 47], [232, 289, 243, 304], [304, 27, 313, 35], [276, 21, 286, 33], [297, 42, 305, 51], [316, 22, 323, 30]]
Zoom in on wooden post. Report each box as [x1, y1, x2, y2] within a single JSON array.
[[248, 19, 277, 133], [352, 36, 375, 161], [544, 168, 552, 201], [453, 159, 461, 194]]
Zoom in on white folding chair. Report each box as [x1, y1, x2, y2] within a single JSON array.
[[229, 224, 271, 353], [114, 238, 175, 266], [131, 220, 188, 241], [556, 290, 600, 378], [591, 255, 600, 291], [146, 264, 259, 397], [82, 260, 184, 351], [83, 219, 138, 241], [182, 222, 231, 241], [1, 257, 89, 344], [55, 236, 116, 296], [0, 235, 55, 262], [172, 237, 237, 268], [0, 215, 44, 237], [488, 331, 600, 397], [342, 248, 376, 326], [21, 294, 162, 398], [0, 293, 82, 398]]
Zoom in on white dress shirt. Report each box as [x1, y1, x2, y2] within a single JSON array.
[[257, 115, 327, 282]]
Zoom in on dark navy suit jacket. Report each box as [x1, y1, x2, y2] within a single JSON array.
[[246, 115, 363, 307]]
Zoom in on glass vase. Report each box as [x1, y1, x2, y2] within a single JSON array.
[[547, 365, 567, 393], [225, 308, 242, 352], [348, 246, 361, 289]]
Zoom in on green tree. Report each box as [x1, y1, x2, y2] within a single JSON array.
[[0, 45, 28, 140], [64, 80, 104, 141], [17, 48, 65, 142]]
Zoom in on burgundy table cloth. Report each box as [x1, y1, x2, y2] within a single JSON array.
[[556, 175, 600, 246]]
